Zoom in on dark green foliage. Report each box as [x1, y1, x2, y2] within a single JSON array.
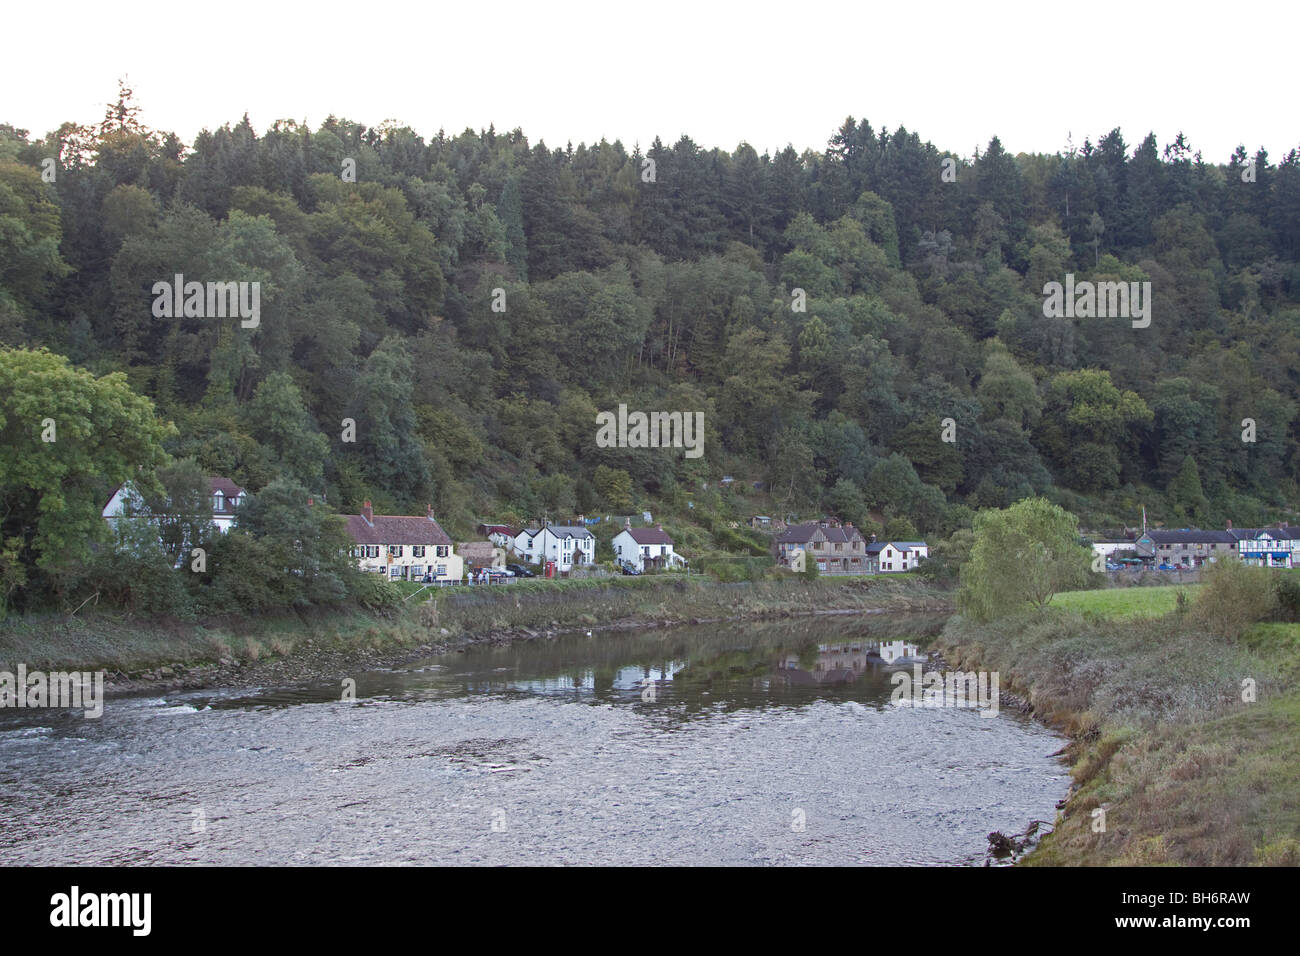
[[1, 101, 1298, 621]]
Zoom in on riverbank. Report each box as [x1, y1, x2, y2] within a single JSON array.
[[933, 587, 1300, 866], [0, 574, 952, 693]]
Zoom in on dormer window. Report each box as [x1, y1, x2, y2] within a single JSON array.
[[213, 492, 224, 512]]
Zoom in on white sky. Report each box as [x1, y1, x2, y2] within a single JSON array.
[[4, 0, 1294, 162]]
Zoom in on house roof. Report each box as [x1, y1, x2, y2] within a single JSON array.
[[479, 524, 516, 536], [106, 476, 245, 514], [209, 477, 246, 515], [457, 542, 497, 565], [344, 514, 452, 546], [622, 527, 673, 545], [545, 524, 594, 539], [1229, 527, 1299, 541], [778, 524, 819, 544], [777, 522, 863, 544], [867, 541, 927, 553], [1147, 530, 1237, 544]]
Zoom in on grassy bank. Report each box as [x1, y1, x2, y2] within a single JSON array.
[[935, 582, 1300, 866], [0, 573, 951, 678]]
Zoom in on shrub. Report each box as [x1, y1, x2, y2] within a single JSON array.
[[349, 572, 404, 611], [1191, 560, 1277, 639], [1273, 573, 1300, 622]]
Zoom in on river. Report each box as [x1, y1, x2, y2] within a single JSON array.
[[0, 615, 1070, 865]]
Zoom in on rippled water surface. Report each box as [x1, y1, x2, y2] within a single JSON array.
[[0, 616, 1070, 865]]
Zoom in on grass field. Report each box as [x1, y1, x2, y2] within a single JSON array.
[[1050, 584, 1191, 619]]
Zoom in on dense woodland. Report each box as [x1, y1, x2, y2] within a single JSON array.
[[2, 84, 1299, 612]]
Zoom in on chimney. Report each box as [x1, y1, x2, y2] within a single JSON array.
[[655, 523, 662, 531], [1227, 519, 1233, 530], [869, 533, 877, 543], [577, 513, 585, 525], [426, 503, 434, 521], [624, 516, 631, 529], [362, 500, 373, 525]]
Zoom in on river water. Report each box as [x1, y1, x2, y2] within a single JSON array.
[[0, 615, 1070, 865]]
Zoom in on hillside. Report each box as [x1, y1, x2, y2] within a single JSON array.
[[2, 84, 1299, 610]]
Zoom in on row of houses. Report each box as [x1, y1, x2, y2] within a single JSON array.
[[1090, 522, 1300, 568], [481, 519, 687, 573], [773, 520, 928, 574], [103, 478, 688, 582]]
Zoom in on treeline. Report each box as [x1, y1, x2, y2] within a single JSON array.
[[1, 84, 1299, 612]]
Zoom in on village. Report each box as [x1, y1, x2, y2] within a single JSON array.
[[1089, 522, 1300, 571], [101, 475, 932, 585]]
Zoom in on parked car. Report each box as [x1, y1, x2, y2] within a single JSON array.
[[1105, 562, 1122, 571], [1158, 562, 1175, 570], [506, 563, 535, 578], [620, 562, 642, 576]]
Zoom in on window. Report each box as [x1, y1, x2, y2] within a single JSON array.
[[365, 545, 380, 559], [436, 565, 447, 576], [413, 546, 426, 558], [436, 546, 449, 558], [213, 492, 224, 511], [389, 546, 403, 558]]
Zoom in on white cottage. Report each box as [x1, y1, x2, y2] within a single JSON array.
[[103, 476, 246, 533], [344, 501, 463, 584], [512, 524, 596, 573], [866, 540, 929, 573], [612, 523, 683, 571]]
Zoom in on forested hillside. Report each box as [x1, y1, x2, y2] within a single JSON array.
[[3, 85, 1299, 593]]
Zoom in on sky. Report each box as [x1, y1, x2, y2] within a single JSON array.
[[4, 0, 1295, 162]]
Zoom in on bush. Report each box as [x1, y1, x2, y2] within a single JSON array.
[[1274, 573, 1300, 622], [349, 572, 404, 611], [1191, 560, 1277, 639]]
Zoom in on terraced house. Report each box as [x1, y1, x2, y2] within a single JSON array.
[[774, 521, 868, 573], [1135, 529, 1238, 567], [344, 500, 463, 583]]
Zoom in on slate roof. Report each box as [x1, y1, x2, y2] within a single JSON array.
[[866, 540, 928, 554], [1229, 527, 1299, 540], [777, 522, 863, 545], [778, 524, 819, 544], [344, 514, 453, 546], [1146, 530, 1237, 544], [545, 524, 594, 540]]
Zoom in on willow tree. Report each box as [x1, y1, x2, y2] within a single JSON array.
[[958, 497, 1092, 622]]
